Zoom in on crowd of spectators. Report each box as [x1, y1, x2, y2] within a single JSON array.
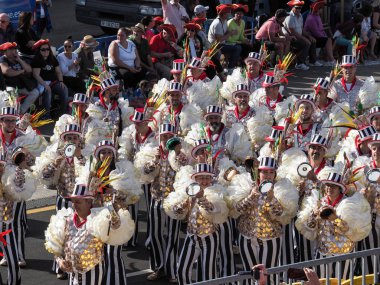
[[0, 0, 380, 118]]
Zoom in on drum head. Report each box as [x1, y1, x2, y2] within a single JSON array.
[[259, 181, 273, 194], [64, 144, 76, 158], [297, 162, 312, 178], [366, 168, 380, 183], [186, 183, 201, 197]]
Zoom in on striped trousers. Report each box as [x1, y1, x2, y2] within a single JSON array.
[[52, 195, 71, 273], [294, 226, 315, 262], [361, 213, 380, 275], [218, 218, 236, 278], [69, 262, 105, 285], [281, 221, 295, 265], [315, 251, 351, 280], [148, 199, 180, 279], [127, 203, 138, 247], [239, 234, 282, 285], [12, 202, 26, 263], [177, 231, 219, 285], [142, 184, 151, 248], [103, 245, 127, 285], [1, 222, 21, 285]]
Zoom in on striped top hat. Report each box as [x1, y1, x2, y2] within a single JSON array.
[[159, 123, 176, 135], [0, 107, 18, 119], [321, 172, 345, 191], [168, 81, 184, 93], [244, 52, 261, 64], [261, 72, 278, 87], [171, 59, 185, 74], [265, 126, 284, 142], [368, 106, 380, 121], [191, 163, 214, 178], [358, 125, 376, 142], [307, 134, 328, 149], [72, 93, 88, 105], [296, 94, 316, 110], [341, 55, 357, 67], [100, 72, 118, 91], [368, 133, 380, 147], [191, 139, 209, 158], [258, 156, 277, 170], [60, 123, 81, 140], [94, 140, 117, 158], [129, 108, 152, 123], [67, 183, 94, 200], [205, 105, 223, 118], [232, 83, 250, 98], [188, 57, 205, 69], [314, 77, 330, 90]]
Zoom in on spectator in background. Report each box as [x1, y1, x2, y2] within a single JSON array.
[[227, 4, 252, 61], [177, 22, 203, 60], [57, 37, 86, 95], [333, 14, 363, 56], [304, 1, 335, 66], [371, 0, 380, 37], [193, 5, 209, 19], [34, 0, 53, 37], [152, 16, 164, 35], [141, 16, 155, 42], [31, 39, 69, 118], [255, 9, 291, 60], [15, 12, 39, 62], [161, 0, 189, 36], [0, 42, 39, 114], [0, 13, 15, 44], [130, 23, 156, 75], [108, 27, 144, 90], [208, 4, 242, 69], [360, 4, 377, 60], [150, 24, 182, 79], [74, 35, 98, 80]]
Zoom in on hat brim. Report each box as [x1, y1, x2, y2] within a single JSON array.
[[170, 70, 183, 74], [258, 166, 277, 170], [191, 144, 208, 159], [369, 112, 380, 121], [188, 64, 205, 70], [101, 83, 119, 92], [232, 90, 250, 98], [69, 100, 87, 107], [341, 63, 356, 67], [60, 131, 81, 140], [0, 114, 18, 119], [65, 195, 94, 200], [159, 131, 176, 135], [296, 100, 316, 110], [367, 139, 380, 147], [262, 82, 280, 88], [321, 180, 345, 191], [191, 171, 214, 179], [204, 112, 222, 119], [94, 145, 117, 158], [244, 57, 261, 65], [81, 41, 99, 48], [129, 114, 153, 122], [306, 142, 327, 151]]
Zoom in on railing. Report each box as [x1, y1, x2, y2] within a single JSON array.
[[56, 35, 116, 56], [192, 247, 380, 285]]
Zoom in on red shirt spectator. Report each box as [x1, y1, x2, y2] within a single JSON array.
[[255, 16, 281, 40], [149, 33, 177, 63]]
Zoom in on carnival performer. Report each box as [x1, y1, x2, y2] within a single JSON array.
[[186, 57, 210, 85], [164, 163, 228, 285], [313, 77, 334, 122], [88, 139, 142, 285], [119, 108, 156, 247], [295, 168, 371, 279], [244, 52, 265, 93], [232, 156, 298, 284], [368, 106, 380, 132], [45, 183, 135, 285], [170, 59, 185, 82]]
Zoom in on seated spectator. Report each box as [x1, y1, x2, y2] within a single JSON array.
[[0, 42, 39, 114], [360, 4, 377, 60], [193, 5, 209, 19], [130, 23, 156, 75], [57, 37, 86, 95], [33, 0, 53, 37], [74, 35, 98, 80], [149, 24, 182, 79], [152, 16, 164, 35], [15, 12, 39, 62], [255, 9, 291, 61], [304, 1, 335, 66], [108, 27, 144, 90], [227, 4, 252, 61], [0, 13, 15, 44], [134, 73, 158, 99], [372, 0, 380, 32], [31, 39, 69, 118], [161, 0, 189, 37], [141, 16, 155, 42], [333, 14, 363, 56], [282, 0, 312, 70], [208, 4, 241, 68], [177, 22, 203, 59]]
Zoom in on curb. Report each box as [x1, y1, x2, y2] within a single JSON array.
[[26, 196, 56, 210]]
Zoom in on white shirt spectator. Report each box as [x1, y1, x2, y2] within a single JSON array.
[[57, 52, 80, 77], [283, 10, 303, 36], [162, 0, 189, 36], [208, 16, 228, 44]]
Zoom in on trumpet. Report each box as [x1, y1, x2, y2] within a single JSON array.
[[319, 206, 334, 220], [105, 194, 120, 235]]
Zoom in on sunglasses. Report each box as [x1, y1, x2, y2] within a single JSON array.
[[40, 48, 50, 52], [64, 45, 73, 48], [295, 6, 302, 9]]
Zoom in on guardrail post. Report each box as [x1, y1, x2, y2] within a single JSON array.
[[326, 263, 330, 285], [361, 257, 365, 285], [374, 254, 379, 284], [337, 261, 341, 285], [350, 259, 354, 285]]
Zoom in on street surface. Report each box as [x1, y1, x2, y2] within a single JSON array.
[[1, 0, 380, 284]]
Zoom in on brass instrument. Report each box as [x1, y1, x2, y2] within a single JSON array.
[[105, 194, 120, 235]]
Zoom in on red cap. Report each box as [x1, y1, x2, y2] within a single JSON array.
[[287, 0, 304, 7], [216, 4, 233, 15], [32, 39, 50, 50], [153, 16, 164, 24], [159, 24, 177, 40], [192, 17, 207, 25], [0, 42, 17, 51], [232, 4, 249, 13], [184, 22, 201, 31], [311, 0, 325, 11]]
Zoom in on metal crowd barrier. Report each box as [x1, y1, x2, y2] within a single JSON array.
[[56, 35, 116, 56], [192, 247, 380, 285]]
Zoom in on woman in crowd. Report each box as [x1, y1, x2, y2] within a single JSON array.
[[177, 22, 204, 60], [15, 12, 39, 63], [108, 27, 145, 90], [31, 39, 69, 118], [141, 16, 155, 42], [57, 37, 86, 95]]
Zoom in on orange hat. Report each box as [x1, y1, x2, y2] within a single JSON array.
[[216, 4, 233, 15], [232, 4, 249, 13], [184, 22, 201, 31], [32, 39, 50, 50], [192, 17, 207, 25], [0, 42, 17, 51], [287, 0, 304, 7], [311, 0, 325, 11], [160, 24, 177, 40], [153, 16, 164, 24]]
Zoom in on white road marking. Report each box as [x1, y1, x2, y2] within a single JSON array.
[[126, 269, 153, 277]]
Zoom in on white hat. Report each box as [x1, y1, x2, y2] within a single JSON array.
[[94, 140, 117, 158], [168, 81, 183, 93], [368, 106, 380, 121], [194, 5, 209, 15], [100, 73, 118, 91], [265, 126, 284, 142], [258, 156, 277, 170], [341, 55, 357, 67], [171, 59, 185, 74], [314, 77, 330, 90], [188, 57, 205, 70], [358, 125, 376, 142], [191, 163, 213, 178], [159, 123, 176, 135], [232, 83, 250, 98], [244, 52, 261, 64], [0, 107, 18, 119], [321, 172, 345, 191], [296, 94, 316, 110], [66, 184, 94, 200], [307, 134, 328, 150], [60, 123, 81, 140], [191, 139, 209, 158], [368, 133, 380, 147], [204, 105, 223, 118]]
